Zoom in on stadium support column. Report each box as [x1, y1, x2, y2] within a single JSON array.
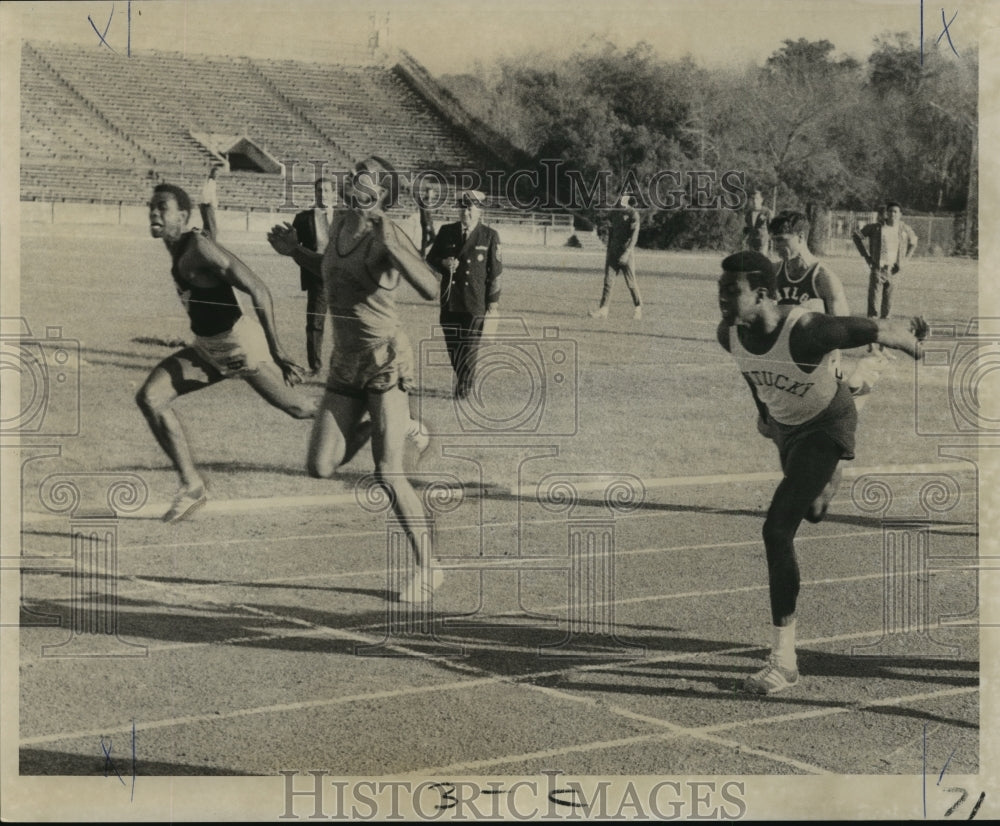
[[37, 472, 149, 657]]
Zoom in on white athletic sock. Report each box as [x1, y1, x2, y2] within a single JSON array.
[[772, 620, 797, 671]]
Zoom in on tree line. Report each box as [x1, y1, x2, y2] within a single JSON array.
[[440, 34, 977, 255]]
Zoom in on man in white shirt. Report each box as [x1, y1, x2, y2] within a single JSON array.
[[852, 201, 919, 324]]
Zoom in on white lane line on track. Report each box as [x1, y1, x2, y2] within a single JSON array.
[[19, 516, 978, 675], [15, 528, 896, 619], [521, 683, 833, 775], [20, 613, 979, 749], [398, 684, 978, 778], [18, 461, 974, 524], [20, 493, 975, 561], [18, 678, 500, 748], [696, 686, 979, 736], [18, 525, 977, 664], [523, 460, 972, 497]]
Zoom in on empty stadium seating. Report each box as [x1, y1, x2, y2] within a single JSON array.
[[20, 41, 505, 208]]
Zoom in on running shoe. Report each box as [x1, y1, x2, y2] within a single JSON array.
[[162, 486, 207, 523], [743, 655, 799, 695]]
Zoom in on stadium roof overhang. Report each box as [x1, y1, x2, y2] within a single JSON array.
[[188, 132, 284, 174]]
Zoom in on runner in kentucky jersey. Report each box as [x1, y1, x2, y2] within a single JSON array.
[[716, 250, 927, 695], [138, 182, 315, 523], [266, 157, 443, 605]]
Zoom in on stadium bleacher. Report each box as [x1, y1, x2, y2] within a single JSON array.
[[20, 41, 506, 209]]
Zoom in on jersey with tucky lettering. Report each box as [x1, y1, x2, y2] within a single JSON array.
[[729, 306, 839, 426]]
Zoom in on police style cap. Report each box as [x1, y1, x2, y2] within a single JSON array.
[[457, 190, 487, 208]]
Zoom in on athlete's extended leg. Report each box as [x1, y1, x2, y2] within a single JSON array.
[[244, 362, 317, 419], [746, 433, 842, 694], [589, 264, 615, 317], [135, 348, 222, 520], [306, 390, 370, 478], [621, 261, 642, 318], [305, 281, 328, 374], [367, 386, 438, 602]]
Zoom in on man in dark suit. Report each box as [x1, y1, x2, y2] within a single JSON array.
[[427, 190, 503, 399], [417, 181, 439, 258], [290, 177, 336, 374], [743, 188, 773, 255]]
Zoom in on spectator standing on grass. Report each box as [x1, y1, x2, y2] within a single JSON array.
[[589, 194, 642, 320], [743, 189, 773, 255], [266, 156, 441, 604], [284, 177, 337, 375], [716, 251, 926, 694], [426, 189, 503, 400], [138, 180, 315, 524], [852, 202, 919, 351]]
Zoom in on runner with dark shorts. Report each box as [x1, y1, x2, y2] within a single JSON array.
[[716, 250, 927, 694]]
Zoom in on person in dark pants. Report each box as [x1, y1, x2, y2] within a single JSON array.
[[590, 194, 642, 320], [426, 190, 503, 399], [289, 177, 336, 374], [417, 181, 439, 258], [716, 250, 926, 694], [852, 202, 919, 353], [742, 188, 773, 255]]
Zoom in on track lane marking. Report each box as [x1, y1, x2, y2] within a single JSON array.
[[19, 460, 974, 524]]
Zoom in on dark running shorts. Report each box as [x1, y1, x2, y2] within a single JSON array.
[[771, 381, 858, 468]]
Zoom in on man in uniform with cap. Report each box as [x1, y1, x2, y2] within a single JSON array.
[[427, 190, 503, 399]]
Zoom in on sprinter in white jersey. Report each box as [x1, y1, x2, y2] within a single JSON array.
[[716, 251, 927, 695]]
